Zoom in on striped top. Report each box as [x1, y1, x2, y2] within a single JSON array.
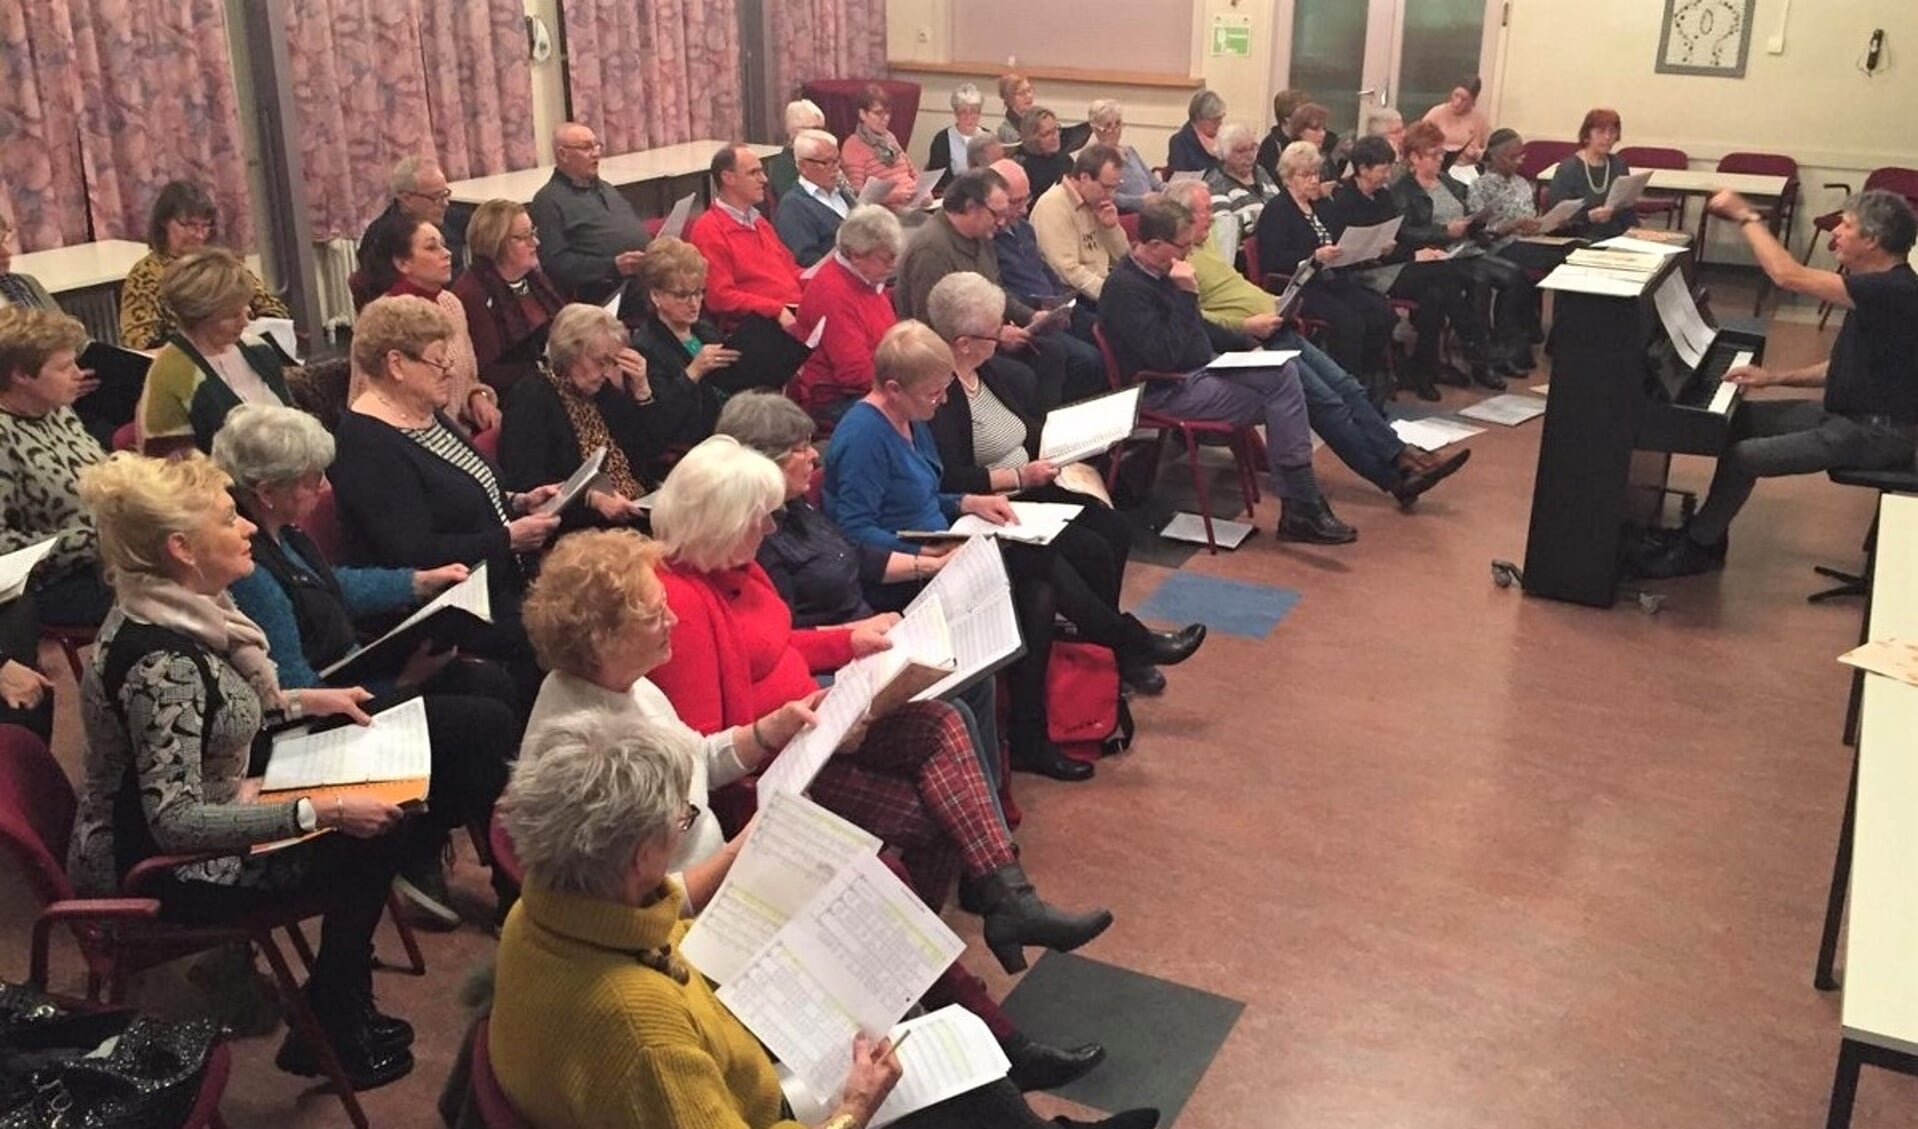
[[401, 420, 510, 525], [967, 380, 1031, 472]]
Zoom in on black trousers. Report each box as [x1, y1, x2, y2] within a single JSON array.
[[1390, 260, 1486, 360], [412, 657, 520, 845], [0, 595, 51, 742], [1300, 275, 1395, 380]]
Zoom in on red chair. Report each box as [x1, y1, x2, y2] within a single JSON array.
[[1118, 212, 1141, 245], [1700, 152, 1801, 314], [472, 427, 501, 460], [470, 1018, 533, 1129], [1090, 325, 1264, 554], [1617, 146, 1689, 227], [0, 725, 405, 1129], [487, 810, 523, 889], [1803, 167, 1918, 327], [40, 624, 96, 683], [1516, 139, 1579, 209]]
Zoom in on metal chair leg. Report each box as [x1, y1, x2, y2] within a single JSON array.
[[383, 892, 427, 976], [1183, 427, 1219, 554], [255, 932, 370, 1129]]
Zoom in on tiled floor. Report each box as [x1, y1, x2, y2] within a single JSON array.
[[5, 297, 1917, 1128]]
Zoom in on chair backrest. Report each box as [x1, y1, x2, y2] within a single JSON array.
[[473, 427, 501, 460], [1089, 324, 1126, 392], [472, 1018, 533, 1129], [304, 480, 345, 562], [1239, 235, 1262, 286], [1862, 167, 1918, 208], [1516, 139, 1578, 182], [0, 725, 79, 911], [1717, 151, 1798, 180], [487, 811, 523, 888], [1118, 212, 1141, 245], [1618, 146, 1689, 171]]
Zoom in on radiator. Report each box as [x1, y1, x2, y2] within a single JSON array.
[[64, 287, 123, 345], [312, 237, 360, 335]]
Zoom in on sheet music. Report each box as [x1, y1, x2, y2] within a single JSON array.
[[243, 317, 300, 362], [537, 445, 608, 515], [1038, 386, 1141, 465], [878, 599, 956, 682], [1272, 259, 1316, 317], [1605, 170, 1655, 210], [1028, 298, 1076, 335], [906, 167, 945, 208], [942, 501, 1082, 546], [717, 852, 964, 1101], [1653, 272, 1717, 370], [601, 285, 625, 316], [1533, 198, 1583, 235], [1389, 417, 1484, 451], [1538, 265, 1649, 298], [658, 193, 698, 240], [319, 564, 493, 679], [1592, 235, 1689, 256], [869, 1007, 1012, 1128], [754, 661, 876, 802], [1205, 349, 1300, 372], [858, 177, 894, 205], [1456, 393, 1547, 427], [1332, 216, 1402, 264], [905, 539, 1023, 701], [682, 792, 879, 985], [0, 537, 59, 603], [261, 697, 431, 791]]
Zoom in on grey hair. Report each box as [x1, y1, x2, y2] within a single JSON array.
[[836, 204, 904, 258], [784, 98, 826, 138], [715, 390, 817, 462], [1277, 140, 1324, 182], [1188, 89, 1226, 123], [1172, 179, 1211, 213], [651, 435, 786, 571], [212, 404, 336, 489], [1365, 108, 1404, 136], [1087, 99, 1123, 128], [545, 302, 626, 376], [792, 128, 838, 163], [925, 271, 1006, 341], [388, 155, 430, 197], [950, 83, 984, 112], [1218, 122, 1258, 152], [966, 134, 1004, 167], [505, 712, 694, 901], [1847, 188, 1918, 255]]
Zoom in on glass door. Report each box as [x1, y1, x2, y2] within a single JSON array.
[[1279, 0, 1500, 139]]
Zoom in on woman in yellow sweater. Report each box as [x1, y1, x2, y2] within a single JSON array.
[[490, 713, 1157, 1129]]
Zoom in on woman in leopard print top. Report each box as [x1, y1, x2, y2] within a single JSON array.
[[118, 181, 288, 351], [0, 307, 112, 625]]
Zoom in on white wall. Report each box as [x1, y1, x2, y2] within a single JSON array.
[[525, 0, 567, 158]]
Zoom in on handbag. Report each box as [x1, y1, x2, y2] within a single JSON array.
[[0, 982, 219, 1129], [1045, 640, 1136, 765]]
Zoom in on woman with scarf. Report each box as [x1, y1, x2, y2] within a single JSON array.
[[453, 199, 566, 395], [358, 212, 500, 432], [67, 451, 414, 1090], [498, 303, 666, 527], [841, 84, 923, 211]]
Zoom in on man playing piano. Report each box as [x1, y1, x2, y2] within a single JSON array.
[[1640, 188, 1918, 579]]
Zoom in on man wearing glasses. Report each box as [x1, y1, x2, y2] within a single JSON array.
[[773, 130, 858, 267], [529, 122, 653, 304], [1030, 146, 1129, 307], [357, 156, 466, 283]]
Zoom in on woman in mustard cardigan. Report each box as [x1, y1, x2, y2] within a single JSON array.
[[489, 712, 1156, 1129]]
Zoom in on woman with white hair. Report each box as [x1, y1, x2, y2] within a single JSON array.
[[646, 434, 1114, 972], [790, 205, 903, 421], [927, 82, 990, 176], [1087, 99, 1164, 214], [217, 403, 519, 927], [766, 98, 826, 200], [1202, 122, 1281, 259], [497, 302, 660, 524], [489, 711, 1154, 1129], [1167, 89, 1226, 172], [69, 452, 411, 1089], [825, 322, 1205, 782]]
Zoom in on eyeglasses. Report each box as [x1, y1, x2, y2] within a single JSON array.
[[558, 140, 604, 153], [800, 155, 842, 168], [508, 228, 539, 244], [404, 189, 453, 204], [172, 218, 215, 233], [676, 803, 702, 833], [405, 352, 454, 373], [659, 287, 705, 302], [863, 106, 893, 116]]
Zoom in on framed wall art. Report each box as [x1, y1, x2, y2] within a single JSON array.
[[1656, 0, 1757, 77]]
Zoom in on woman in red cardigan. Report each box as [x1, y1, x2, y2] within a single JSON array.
[[789, 204, 902, 424], [646, 435, 1112, 973]]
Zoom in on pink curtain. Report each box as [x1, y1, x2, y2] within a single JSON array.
[[562, 0, 744, 153], [285, 0, 537, 242], [769, 0, 887, 104], [0, 0, 251, 252]]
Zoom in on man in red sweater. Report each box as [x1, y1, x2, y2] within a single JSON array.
[[687, 144, 803, 327], [790, 204, 903, 421]]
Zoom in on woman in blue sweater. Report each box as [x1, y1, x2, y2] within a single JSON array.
[[215, 403, 518, 928]]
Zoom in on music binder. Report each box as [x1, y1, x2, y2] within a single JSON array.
[[75, 341, 153, 435], [709, 314, 819, 395], [317, 565, 493, 685]]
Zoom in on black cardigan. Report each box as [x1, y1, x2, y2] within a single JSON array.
[[1328, 182, 1408, 262], [629, 314, 724, 465], [495, 373, 655, 526], [328, 410, 521, 604], [1254, 191, 1341, 282], [926, 358, 1044, 495]]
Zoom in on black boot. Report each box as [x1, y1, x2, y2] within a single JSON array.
[[1118, 661, 1166, 696], [1404, 357, 1442, 401], [1053, 1111, 1161, 1129], [275, 985, 415, 1091], [976, 861, 1113, 972], [1135, 621, 1205, 667], [1010, 739, 1094, 782], [1277, 499, 1357, 545], [1006, 1032, 1106, 1091]]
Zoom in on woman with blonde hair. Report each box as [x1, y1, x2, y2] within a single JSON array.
[[452, 198, 565, 394], [67, 451, 412, 1089], [136, 248, 295, 456]]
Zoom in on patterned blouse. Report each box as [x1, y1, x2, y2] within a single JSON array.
[[1467, 171, 1538, 250], [68, 610, 304, 897], [0, 405, 106, 585], [117, 250, 289, 351]]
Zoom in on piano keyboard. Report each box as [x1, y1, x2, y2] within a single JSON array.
[[1707, 350, 1754, 415]]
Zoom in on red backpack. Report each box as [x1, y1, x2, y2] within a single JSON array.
[[1047, 641, 1137, 765]]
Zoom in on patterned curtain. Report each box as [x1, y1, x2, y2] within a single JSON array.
[[285, 0, 537, 242], [768, 0, 887, 104], [561, 0, 744, 154], [0, 0, 251, 252]]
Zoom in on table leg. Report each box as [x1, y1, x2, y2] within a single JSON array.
[[1826, 1039, 1863, 1129], [1815, 748, 1860, 991]]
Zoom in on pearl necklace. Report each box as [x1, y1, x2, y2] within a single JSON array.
[[1581, 153, 1613, 195]]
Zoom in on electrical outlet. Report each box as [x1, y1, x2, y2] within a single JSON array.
[[916, 26, 930, 43], [1765, 33, 1784, 54]]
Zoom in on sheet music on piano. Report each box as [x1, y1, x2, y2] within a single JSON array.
[[1651, 272, 1718, 371]]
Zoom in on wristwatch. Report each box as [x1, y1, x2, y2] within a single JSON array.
[[295, 797, 318, 833], [1740, 213, 1764, 225]]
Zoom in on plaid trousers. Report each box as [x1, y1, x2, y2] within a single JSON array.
[[811, 700, 1017, 909]]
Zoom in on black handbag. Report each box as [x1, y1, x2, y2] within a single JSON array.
[[0, 982, 220, 1129]]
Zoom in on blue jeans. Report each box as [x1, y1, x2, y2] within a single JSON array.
[[1279, 331, 1406, 492]]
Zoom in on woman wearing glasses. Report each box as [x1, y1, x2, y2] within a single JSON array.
[[454, 199, 565, 394], [1086, 100, 1164, 214], [120, 180, 289, 351], [359, 212, 498, 432], [842, 85, 922, 211], [627, 237, 730, 445]]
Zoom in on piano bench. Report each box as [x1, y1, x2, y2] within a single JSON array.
[[1808, 469, 1918, 604]]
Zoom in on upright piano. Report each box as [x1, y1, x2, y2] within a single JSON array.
[[1522, 251, 1766, 607]]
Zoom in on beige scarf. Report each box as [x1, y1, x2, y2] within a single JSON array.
[[116, 571, 284, 709]]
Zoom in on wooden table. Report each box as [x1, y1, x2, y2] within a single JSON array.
[[447, 140, 782, 207], [12, 239, 150, 344]]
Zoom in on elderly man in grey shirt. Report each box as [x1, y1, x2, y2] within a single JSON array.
[[528, 122, 652, 303]]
